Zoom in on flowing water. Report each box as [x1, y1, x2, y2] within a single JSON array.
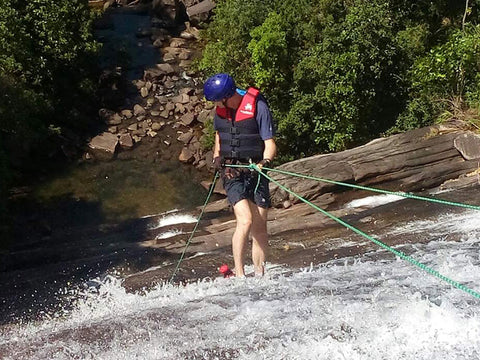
[[1, 199, 479, 359]]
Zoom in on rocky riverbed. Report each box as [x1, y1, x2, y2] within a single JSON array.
[[87, 0, 216, 171]]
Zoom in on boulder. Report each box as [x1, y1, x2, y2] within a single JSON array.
[[160, 110, 170, 119], [156, 63, 175, 75], [153, 38, 164, 48], [152, 122, 164, 131], [146, 97, 155, 107], [133, 104, 146, 116], [454, 132, 480, 160], [178, 50, 192, 60], [180, 87, 195, 95], [143, 67, 167, 81], [127, 123, 138, 131], [156, 96, 169, 104], [121, 109, 133, 119], [103, 0, 115, 10], [196, 160, 207, 169], [132, 129, 147, 137], [88, 132, 118, 160], [107, 113, 122, 125], [270, 126, 480, 208], [172, 93, 190, 104], [162, 47, 183, 56], [163, 53, 176, 63], [180, 112, 195, 126], [164, 79, 175, 89], [197, 109, 212, 124], [179, 147, 195, 163], [186, 0, 215, 25], [107, 126, 118, 134], [180, 30, 195, 40], [119, 133, 134, 149], [179, 59, 193, 68], [169, 37, 187, 48], [177, 131, 194, 144]]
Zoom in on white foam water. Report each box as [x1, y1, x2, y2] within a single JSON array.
[[1, 211, 479, 359], [345, 194, 405, 209], [148, 213, 197, 230]]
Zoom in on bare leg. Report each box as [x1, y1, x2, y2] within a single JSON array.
[[250, 204, 269, 276], [232, 199, 253, 277]]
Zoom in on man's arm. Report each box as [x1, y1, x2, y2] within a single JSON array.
[[257, 138, 276, 170], [213, 132, 221, 158], [263, 138, 276, 162]]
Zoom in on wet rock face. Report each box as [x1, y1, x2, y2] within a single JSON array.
[[270, 127, 480, 208]]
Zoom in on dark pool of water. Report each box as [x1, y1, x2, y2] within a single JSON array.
[[33, 159, 207, 223]]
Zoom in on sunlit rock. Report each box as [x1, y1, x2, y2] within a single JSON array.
[[454, 132, 480, 160], [106, 113, 122, 125], [88, 132, 118, 160], [180, 112, 195, 126], [177, 131, 194, 144], [179, 147, 194, 163], [119, 133, 134, 149], [121, 109, 133, 119], [133, 104, 146, 116]]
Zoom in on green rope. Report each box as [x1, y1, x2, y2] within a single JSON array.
[[169, 171, 220, 283], [258, 166, 480, 211], [229, 163, 480, 300]]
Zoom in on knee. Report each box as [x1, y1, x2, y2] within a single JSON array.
[[236, 216, 253, 230]]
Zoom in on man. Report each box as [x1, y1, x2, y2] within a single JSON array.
[[204, 73, 277, 277]]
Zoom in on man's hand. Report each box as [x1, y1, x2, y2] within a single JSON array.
[[212, 156, 223, 171], [256, 158, 271, 171]]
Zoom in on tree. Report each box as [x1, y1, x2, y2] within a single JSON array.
[[0, 0, 99, 240]]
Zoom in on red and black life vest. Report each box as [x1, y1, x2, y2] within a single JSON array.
[[214, 87, 265, 161]]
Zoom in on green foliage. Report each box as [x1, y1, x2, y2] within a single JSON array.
[[197, 0, 271, 85], [0, 0, 99, 236], [200, 116, 216, 151], [248, 12, 288, 95], [0, 0, 98, 166], [396, 24, 480, 130], [198, 0, 480, 158]]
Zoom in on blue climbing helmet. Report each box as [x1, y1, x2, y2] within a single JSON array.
[[203, 73, 236, 101]]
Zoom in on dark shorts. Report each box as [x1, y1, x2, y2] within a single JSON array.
[[222, 170, 271, 208]]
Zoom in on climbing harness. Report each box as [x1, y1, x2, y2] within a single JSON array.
[[226, 163, 480, 300], [169, 171, 220, 283]]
